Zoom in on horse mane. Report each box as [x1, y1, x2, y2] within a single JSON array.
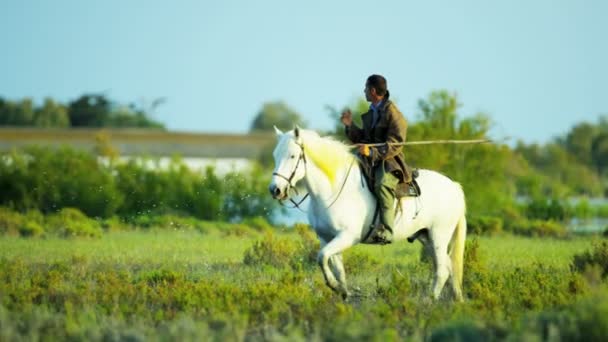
[[299, 129, 355, 184]]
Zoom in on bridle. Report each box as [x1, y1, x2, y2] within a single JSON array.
[[272, 141, 306, 192], [271, 139, 356, 212], [272, 141, 309, 210]]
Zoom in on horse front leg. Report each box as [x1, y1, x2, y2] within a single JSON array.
[[329, 254, 351, 299], [317, 233, 357, 299]]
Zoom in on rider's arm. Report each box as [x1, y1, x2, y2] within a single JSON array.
[[345, 124, 364, 143]]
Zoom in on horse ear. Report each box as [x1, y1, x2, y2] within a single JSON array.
[[273, 125, 283, 135], [294, 125, 300, 138]]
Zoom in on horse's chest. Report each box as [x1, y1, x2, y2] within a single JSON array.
[[308, 209, 338, 242]]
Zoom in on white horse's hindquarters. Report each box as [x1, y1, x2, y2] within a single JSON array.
[[393, 170, 466, 242]]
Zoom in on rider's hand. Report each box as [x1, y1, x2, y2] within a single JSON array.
[[357, 144, 370, 157], [340, 109, 353, 126]]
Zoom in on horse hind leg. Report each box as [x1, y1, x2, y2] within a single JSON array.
[[449, 266, 464, 301], [431, 245, 452, 300]]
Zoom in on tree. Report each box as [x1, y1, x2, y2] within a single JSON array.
[[33, 98, 70, 127], [592, 133, 608, 176], [250, 101, 306, 132], [561, 122, 598, 166], [68, 94, 111, 127], [0, 98, 35, 126]]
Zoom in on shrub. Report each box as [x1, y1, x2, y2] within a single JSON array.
[[525, 197, 569, 221], [46, 208, 102, 238], [140, 269, 184, 286], [221, 223, 256, 237], [430, 320, 490, 342], [463, 238, 490, 300], [516, 293, 608, 341], [571, 241, 608, 279], [0, 147, 280, 222], [468, 216, 503, 235], [243, 232, 299, 268], [221, 166, 278, 222], [131, 214, 203, 231], [343, 249, 382, 276], [100, 216, 131, 232], [0, 146, 122, 217], [19, 221, 44, 237], [0, 207, 24, 236], [508, 219, 568, 238], [528, 220, 568, 238], [242, 216, 273, 233], [293, 223, 319, 265]]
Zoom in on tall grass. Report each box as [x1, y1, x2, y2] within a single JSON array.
[[1, 228, 606, 340]]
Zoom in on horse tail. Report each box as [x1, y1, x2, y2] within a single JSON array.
[[450, 202, 467, 293]]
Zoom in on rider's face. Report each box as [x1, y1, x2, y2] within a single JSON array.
[[364, 83, 374, 102]]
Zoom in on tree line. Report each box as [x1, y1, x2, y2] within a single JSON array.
[[0, 94, 165, 129]]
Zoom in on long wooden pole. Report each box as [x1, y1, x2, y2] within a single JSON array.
[[351, 138, 499, 148]]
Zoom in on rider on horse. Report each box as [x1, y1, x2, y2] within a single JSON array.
[[340, 74, 409, 244]]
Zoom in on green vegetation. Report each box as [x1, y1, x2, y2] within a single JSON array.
[[0, 147, 278, 222], [0, 222, 607, 340], [0, 94, 164, 128]]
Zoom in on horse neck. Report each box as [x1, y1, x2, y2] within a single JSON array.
[[301, 144, 363, 204]]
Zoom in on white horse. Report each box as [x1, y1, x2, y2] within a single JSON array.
[[269, 127, 467, 301]]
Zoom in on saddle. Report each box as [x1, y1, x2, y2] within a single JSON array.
[[395, 169, 421, 198], [358, 159, 421, 198]]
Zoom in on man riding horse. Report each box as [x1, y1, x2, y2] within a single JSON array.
[[340, 74, 409, 244]]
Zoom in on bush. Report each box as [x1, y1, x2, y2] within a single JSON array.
[[0, 147, 280, 222], [220, 223, 256, 237], [571, 241, 608, 279], [508, 219, 568, 238], [525, 197, 568, 221], [19, 221, 44, 237], [100, 216, 131, 232], [293, 223, 319, 265], [130, 214, 207, 231], [468, 216, 503, 235], [516, 293, 608, 341], [0, 147, 122, 218], [0, 207, 47, 237], [430, 320, 490, 342], [243, 228, 320, 269], [46, 208, 102, 238], [242, 216, 273, 233], [343, 249, 382, 276], [243, 232, 300, 268], [221, 166, 278, 223], [0, 207, 24, 236]]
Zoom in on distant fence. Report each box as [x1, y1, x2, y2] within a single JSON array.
[[0, 127, 274, 158]]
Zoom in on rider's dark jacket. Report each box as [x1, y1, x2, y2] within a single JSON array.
[[345, 92, 410, 183]]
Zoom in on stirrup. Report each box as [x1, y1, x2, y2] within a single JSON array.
[[364, 223, 393, 245]]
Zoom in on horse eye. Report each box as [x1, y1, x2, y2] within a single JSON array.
[[290, 155, 296, 159]]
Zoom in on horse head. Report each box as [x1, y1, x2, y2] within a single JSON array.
[[268, 125, 307, 200]]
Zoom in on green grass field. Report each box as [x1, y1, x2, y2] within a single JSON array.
[[1, 229, 607, 341]]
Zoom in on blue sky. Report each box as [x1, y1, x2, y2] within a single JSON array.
[[1, 0, 606, 143]]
